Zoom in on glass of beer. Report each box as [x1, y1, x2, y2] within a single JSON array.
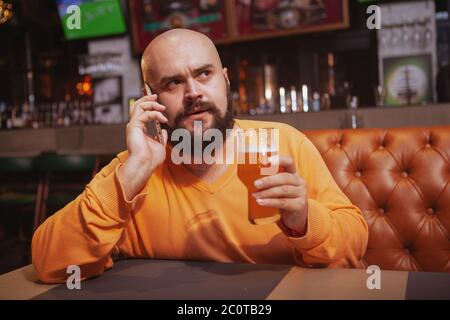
[[237, 128, 282, 225]]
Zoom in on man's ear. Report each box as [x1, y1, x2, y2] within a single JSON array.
[[223, 67, 230, 85]]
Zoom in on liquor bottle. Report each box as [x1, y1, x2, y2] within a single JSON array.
[[290, 86, 299, 112], [312, 92, 321, 112], [6, 105, 13, 129], [63, 101, 71, 127], [51, 102, 58, 127], [45, 103, 52, 127], [38, 103, 45, 128], [66, 100, 74, 126], [73, 100, 80, 125], [12, 104, 24, 129], [57, 102, 65, 127], [0, 102, 6, 130], [279, 87, 287, 113], [79, 100, 86, 125], [85, 100, 94, 124], [321, 93, 331, 110], [31, 103, 39, 129], [301, 85, 310, 112]]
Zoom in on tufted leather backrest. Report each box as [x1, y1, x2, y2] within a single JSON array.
[[304, 126, 450, 273]]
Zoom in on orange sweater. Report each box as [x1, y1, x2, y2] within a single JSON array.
[[32, 119, 368, 283]]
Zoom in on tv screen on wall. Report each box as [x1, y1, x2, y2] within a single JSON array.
[[56, 0, 127, 40]]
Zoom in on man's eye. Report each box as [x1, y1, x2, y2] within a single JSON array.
[[198, 70, 210, 78], [167, 79, 182, 88]]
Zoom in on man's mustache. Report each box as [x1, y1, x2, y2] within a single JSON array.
[[178, 100, 221, 119]]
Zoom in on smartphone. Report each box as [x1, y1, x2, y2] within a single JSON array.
[[143, 82, 164, 144]]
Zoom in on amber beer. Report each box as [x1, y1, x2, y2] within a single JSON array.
[[237, 128, 281, 225]]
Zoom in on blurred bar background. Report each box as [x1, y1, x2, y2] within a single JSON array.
[[0, 0, 449, 274]]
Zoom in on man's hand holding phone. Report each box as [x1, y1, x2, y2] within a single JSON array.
[[118, 94, 169, 201]]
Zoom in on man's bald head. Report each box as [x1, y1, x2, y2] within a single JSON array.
[[138, 28, 233, 143], [141, 29, 223, 85]]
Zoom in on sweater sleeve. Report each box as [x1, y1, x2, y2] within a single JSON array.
[[31, 153, 146, 283], [284, 133, 369, 268]]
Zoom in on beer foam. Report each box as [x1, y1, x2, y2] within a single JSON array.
[[236, 128, 278, 153]]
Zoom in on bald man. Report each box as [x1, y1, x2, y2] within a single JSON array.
[[32, 29, 368, 283]]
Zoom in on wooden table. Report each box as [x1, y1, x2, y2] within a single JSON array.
[[1, 259, 449, 300]]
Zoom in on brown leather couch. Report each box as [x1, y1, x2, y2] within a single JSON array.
[[305, 126, 450, 273]]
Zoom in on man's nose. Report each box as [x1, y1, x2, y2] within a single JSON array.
[[184, 78, 203, 102]]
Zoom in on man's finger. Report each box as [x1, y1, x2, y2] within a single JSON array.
[[161, 129, 168, 147], [130, 98, 161, 118], [269, 155, 297, 174], [252, 185, 300, 199], [254, 172, 301, 190], [129, 94, 158, 117], [255, 197, 298, 211], [131, 102, 166, 122], [136, 110, 168, 125], [139, 102, 166, 112]]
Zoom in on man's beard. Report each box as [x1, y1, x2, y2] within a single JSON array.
[[161, 83, 235, 156]]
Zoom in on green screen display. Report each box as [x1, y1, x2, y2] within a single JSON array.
[[57, 0, 126, 40]]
